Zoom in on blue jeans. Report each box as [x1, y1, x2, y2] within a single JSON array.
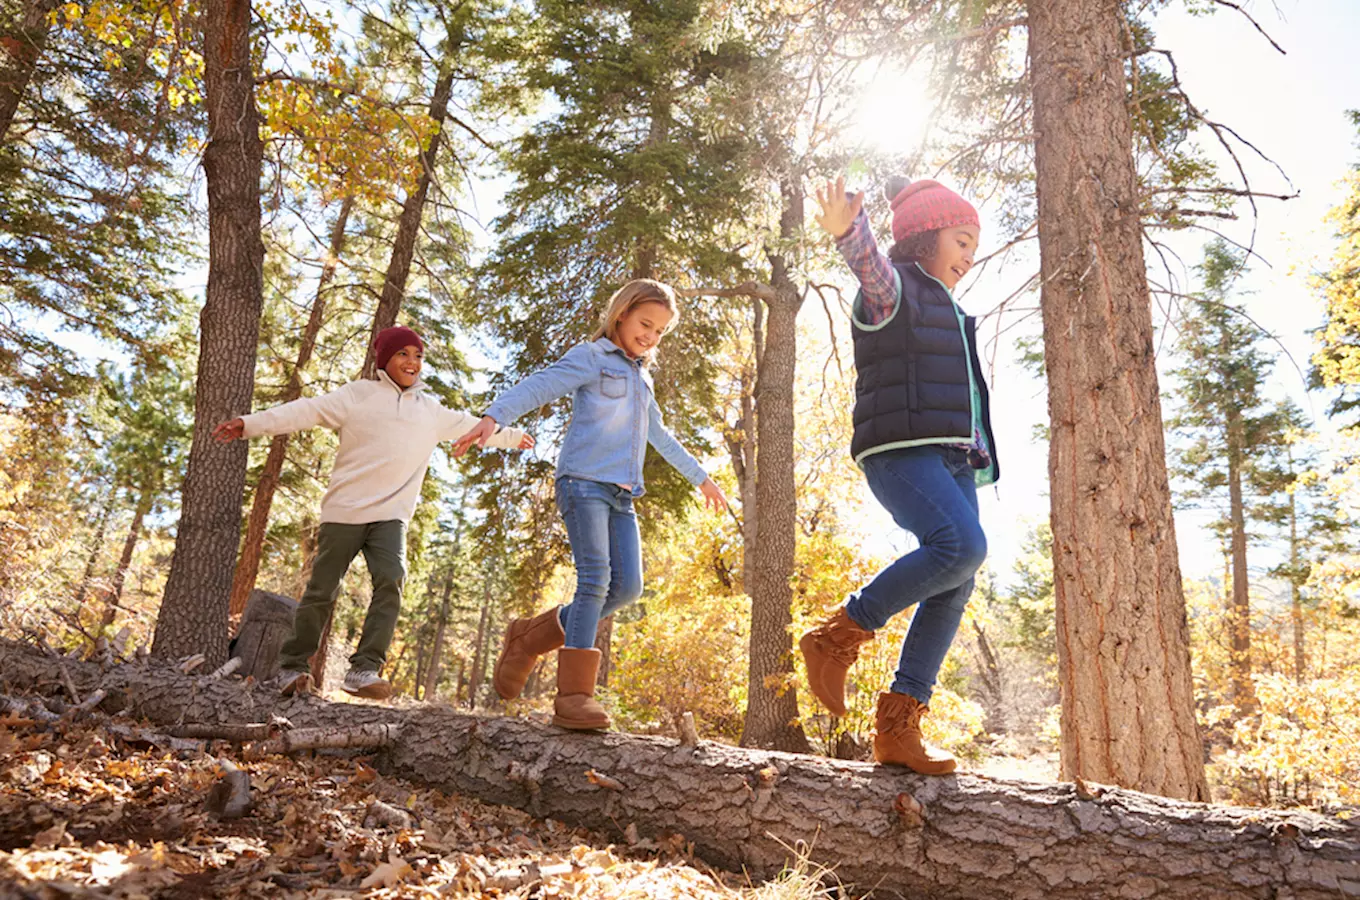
[[845, 446, 987, 704], [556, 476, 644, 649]]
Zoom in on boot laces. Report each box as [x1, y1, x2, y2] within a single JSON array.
[[824, 642, 862, 666], [815, 618, 871, 666], [882, 701, 926, 738]]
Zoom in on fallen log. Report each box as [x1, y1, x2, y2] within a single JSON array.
[[0, 638, 1356, 899]]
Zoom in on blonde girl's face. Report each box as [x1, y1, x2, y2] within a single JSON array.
[[614, 301, 674, 359]]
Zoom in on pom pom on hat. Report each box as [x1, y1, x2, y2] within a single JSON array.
[[374, 326, 425, 370], [886, 177, 979, 245]]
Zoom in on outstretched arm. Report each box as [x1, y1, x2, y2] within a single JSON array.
[[815, 176, 899, 326], [452, 344, 596, 455], [226, 384, 355, 440], [438, 407, 532, 451]]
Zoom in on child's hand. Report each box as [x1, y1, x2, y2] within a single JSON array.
[[698, 477, 728, 513], [212, 418, 245, 443], [518, 433, 535, 450], [814, 175, 864, 240], [452, 416, 498, 457]]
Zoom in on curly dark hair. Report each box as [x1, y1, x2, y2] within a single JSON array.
[[887, 229, 940, 266]]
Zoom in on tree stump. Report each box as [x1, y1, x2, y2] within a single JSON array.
[[231, 589, 297, 682], [231, 589, 349, 690]]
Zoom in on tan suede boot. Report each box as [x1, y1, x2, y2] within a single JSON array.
[[798, 608, 875, 716], [493, 606, 565, 700], [872, 691, 957, 775], [552, 648, 610, 731]]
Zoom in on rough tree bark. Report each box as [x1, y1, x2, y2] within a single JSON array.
[[359, 69, 455, 380], [740, 176, 810, 753], [228, 196, 354, 620], [2, 640, 1355, 900], [0, 0, 59, 143], [1027, 0, 1208, 800], [152, 0, 264, 666]]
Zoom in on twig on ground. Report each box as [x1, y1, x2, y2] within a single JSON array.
[[207, 657, 242, 680], [261, 723, 403, 754]]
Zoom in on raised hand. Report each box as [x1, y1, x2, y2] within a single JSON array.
[[698, 477, 728, 513], [212, 418, 245, 443], [814, 175, 864, 240], [452, 416, 498, 457]]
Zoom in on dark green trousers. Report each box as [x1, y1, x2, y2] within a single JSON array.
[[278, 520, 406, 674]]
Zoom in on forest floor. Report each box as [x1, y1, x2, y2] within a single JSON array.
[[0, 697, 851, 900]]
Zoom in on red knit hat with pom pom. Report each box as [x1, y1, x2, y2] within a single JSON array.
[[888, 178, 979, 244]]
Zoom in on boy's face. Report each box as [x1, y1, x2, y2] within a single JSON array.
[[922, 224, 980, 290], [384, 345, 423, 389], [615, 301, 673, 359]]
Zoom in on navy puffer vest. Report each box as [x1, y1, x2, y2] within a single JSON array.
[[850, 262, 1000, 484]]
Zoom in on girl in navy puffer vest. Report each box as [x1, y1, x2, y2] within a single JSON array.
[[800, 175, 1000, 775]]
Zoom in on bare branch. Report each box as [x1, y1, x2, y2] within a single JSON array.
[[1206, 0, 1287, 55], [677, 281, 779, 303]]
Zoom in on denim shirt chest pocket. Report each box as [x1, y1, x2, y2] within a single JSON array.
[[599, 369, 629, 399]]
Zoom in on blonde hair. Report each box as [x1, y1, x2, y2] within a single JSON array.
[[590, 278, 680, 365]]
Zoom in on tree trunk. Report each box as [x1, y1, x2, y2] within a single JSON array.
[[723, 301, 761, 591], [424, 579, 453, 701], [1027, 0, 1208, 799], [740, 176, 809, 753], [103, 484, 154, 626], [1289, 485, 1305, 683], [0, 0, 59, 143], [293, 515, 318, 601], [74, 494, 114, 606], [359, 70, 455, 380], [228, 197, 353, 620], [467, 586, 491, 707], [309, 607, 335, 689], [3, 639, 1355, 900], [152, 0, 264, 667], [594, 614, 614, 687], [971, 618, 1005, 733], [1225, 408, 1255, 716]]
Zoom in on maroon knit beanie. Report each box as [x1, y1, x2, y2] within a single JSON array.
[[374, 326, 425, 370], [888, 177, 979, 244]]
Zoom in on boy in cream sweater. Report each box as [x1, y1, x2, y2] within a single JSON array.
[[214, 326, 532, 699]]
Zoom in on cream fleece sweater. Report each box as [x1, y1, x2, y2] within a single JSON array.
[[240, 372, 525, 525]]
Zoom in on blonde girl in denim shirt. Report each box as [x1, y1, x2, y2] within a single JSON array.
[[454, 279, 727, 730]]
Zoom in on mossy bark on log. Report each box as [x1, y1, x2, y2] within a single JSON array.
[[0, 639, 1356, 900]]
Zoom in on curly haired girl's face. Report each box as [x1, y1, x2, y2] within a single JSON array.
[[923, 224, 980, 290]]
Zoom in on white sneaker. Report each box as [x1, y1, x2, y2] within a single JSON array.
[[341, 669, 392, 700], [274, 670, 314, 697]]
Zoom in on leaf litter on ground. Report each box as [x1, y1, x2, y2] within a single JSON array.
[[0, 700, 845, 899]]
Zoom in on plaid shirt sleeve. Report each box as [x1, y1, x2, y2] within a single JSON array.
[[835, 207, 899, 326]]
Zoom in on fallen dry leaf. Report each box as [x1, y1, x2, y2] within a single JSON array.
[[360, 854, 414, 888]]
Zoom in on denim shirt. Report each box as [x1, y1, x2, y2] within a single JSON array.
[[484, 338, 707, 497]]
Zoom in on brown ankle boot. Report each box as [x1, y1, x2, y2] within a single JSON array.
[[493, 606, 565, 700], [552, 648, 610, 731], [873, 691, 957, 775], [798, 608, 875, 716]]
